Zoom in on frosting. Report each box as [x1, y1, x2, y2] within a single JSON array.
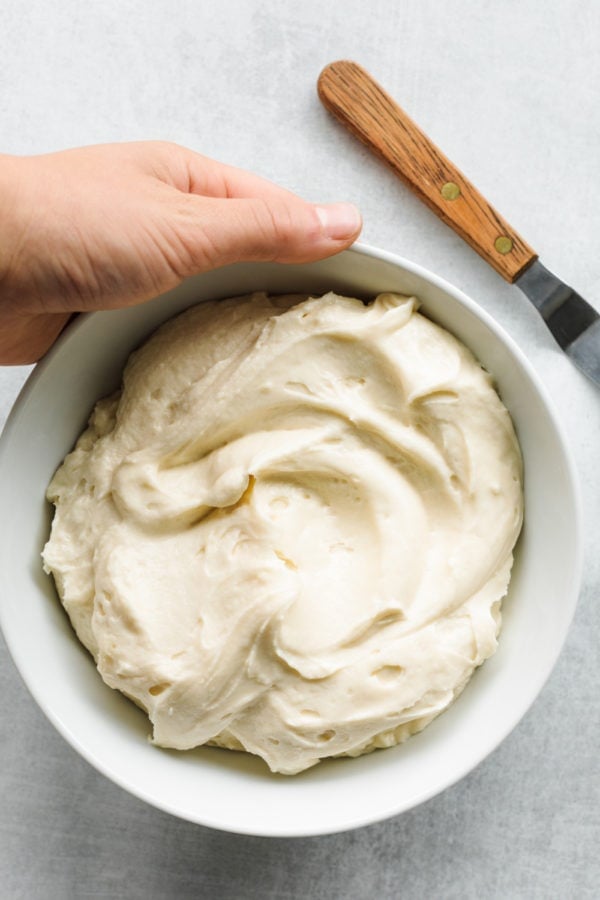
[[43, 291, 523, 774]]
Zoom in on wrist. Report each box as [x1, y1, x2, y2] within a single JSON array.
[[0, 153, 26, 288], [0, 153, 72, 364]]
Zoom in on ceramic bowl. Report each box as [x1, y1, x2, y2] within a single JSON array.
[[0, 244, 582, 836]]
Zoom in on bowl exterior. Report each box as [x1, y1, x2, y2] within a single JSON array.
[[0, 243, 582, 836]]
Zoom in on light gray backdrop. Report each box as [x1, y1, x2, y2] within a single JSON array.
[[1, 1, 598, 897]]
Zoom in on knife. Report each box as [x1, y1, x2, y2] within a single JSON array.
[[317, 60, 600, 387]]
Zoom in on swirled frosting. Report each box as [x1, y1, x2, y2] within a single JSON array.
[[43, 291, 523, 774]]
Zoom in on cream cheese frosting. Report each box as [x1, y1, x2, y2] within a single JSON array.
[[43, 291, 523, 775]]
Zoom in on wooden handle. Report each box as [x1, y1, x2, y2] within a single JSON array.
[[318, 60, 537, 283]]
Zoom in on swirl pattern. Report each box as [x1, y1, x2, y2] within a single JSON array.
[[44, 292, 523, 774]]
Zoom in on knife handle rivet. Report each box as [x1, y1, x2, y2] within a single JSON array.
[[494, 236, 514, 254], [441, 181, 461, 200]]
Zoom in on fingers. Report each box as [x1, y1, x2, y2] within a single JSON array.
[[169, 145, 362, 224], [0, 309, 71, 365], [177, 193, 362, 270], [172, 146, 305, 202], [145, 143, 363, 265]]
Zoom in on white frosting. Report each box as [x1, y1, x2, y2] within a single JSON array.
[[43, 292, 523, 774]]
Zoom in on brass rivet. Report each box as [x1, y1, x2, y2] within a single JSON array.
[[441, 182, 461, 200], [494, 236, 514, 254]]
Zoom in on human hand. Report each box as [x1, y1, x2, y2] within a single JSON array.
[[0, 142, 362, 364]]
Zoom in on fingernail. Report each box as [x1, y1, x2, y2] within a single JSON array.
[[315, 202, 362, 240]]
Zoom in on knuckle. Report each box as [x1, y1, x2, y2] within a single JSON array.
[[255, 199, 299, 254]]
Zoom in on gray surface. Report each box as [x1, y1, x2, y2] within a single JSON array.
[[1, 0, 599, 897]]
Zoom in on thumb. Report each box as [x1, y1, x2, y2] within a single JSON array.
[[178, 194, 362, 270]]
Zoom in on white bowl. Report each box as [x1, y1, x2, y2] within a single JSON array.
[[0, 244, 582, 837]]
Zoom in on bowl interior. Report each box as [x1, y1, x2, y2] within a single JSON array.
[[0, 244, 581, 836]]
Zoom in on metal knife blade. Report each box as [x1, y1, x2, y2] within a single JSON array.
[[516, 260, 600, 385]]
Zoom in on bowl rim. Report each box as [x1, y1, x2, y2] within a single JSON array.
[[0, 241, 584, 836]]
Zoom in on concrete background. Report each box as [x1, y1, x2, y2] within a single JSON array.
[[1, 1, 598, 897]]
